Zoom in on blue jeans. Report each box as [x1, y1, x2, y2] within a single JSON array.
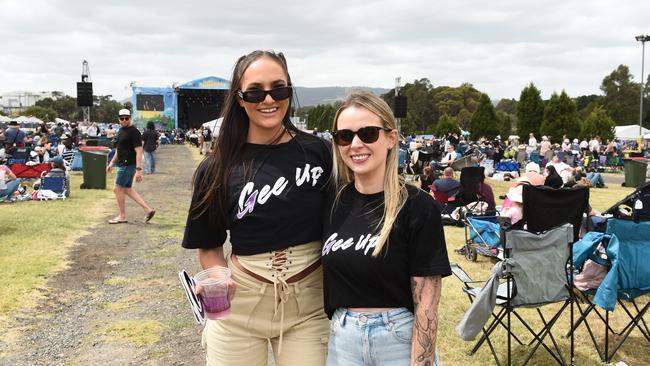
[[327, 308, 439, 366], [587, 172, 604, 187], [0, 178, 21, 200], [144, 150, 156, 173]]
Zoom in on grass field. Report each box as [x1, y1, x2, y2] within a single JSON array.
[[0, 172, 114, 317]]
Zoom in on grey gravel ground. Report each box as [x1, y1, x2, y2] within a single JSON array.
[[0, 145, 205, 366]]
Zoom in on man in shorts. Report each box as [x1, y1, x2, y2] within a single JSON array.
[[106, 109, 155, 224]]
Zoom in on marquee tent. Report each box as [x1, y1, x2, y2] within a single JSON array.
[[202, 117, 223, 135], [614, 125, 650, 139]]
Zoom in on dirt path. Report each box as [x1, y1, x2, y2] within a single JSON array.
[[0, 145, 205, 366]]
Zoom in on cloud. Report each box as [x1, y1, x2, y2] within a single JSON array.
[[1, 0, 649, 100]]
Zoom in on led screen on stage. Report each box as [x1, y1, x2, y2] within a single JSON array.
[[136, 94, 164, 111]]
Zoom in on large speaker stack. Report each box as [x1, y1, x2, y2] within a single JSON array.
[[77, 82, 93, 107], [393, 95, 407, 118]]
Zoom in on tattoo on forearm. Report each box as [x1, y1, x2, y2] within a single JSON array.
[[411, 276, 442, 366]]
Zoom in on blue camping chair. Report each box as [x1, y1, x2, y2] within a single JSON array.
[[569, 218, 650, 362], [40, 175, 68, 200]]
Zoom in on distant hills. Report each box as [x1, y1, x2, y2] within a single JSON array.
[[120, 86, 391, 108], [293, 86, 391, 107]]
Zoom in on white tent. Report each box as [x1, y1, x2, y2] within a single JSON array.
[[14, 115, 44, 124], [614, 125, 650, 139], [55, 117, 70, 125], [0, 116, 11, 122], [202, 117, 223, 135]]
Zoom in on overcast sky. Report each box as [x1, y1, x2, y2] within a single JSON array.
[[1, 0, 649, 101]]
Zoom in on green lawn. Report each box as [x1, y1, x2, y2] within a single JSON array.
[[0, 172, 114, 316]]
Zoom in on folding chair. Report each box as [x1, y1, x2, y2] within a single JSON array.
[[40, 175, 68, 200], [455, 185, 590, 366], [455, 224, 575, 366], [9, 163, 51, 179], [569, 218, 650, 362]]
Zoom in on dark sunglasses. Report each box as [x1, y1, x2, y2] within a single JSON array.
[[119, 116, 130, 121], [332, 126, 393, 146], [237, 86, 292, 103]]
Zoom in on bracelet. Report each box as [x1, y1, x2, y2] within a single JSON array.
[[136, 167, 143, 171]]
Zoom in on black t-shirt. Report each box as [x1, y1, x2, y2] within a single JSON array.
[[116, 125, 142, 166], [322, 184, 451, 319], [182, 133, 332, 255], [142, 129, 159, 152]]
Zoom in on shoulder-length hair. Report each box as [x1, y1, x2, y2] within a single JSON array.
[[190, 50, 300, 225], [331, 92, 408, 257]]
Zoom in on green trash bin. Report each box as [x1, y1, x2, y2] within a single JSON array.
[[80, 147, 110, 189], [623, 158, 648, 188]]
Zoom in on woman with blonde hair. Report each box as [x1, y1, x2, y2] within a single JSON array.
[[322, 92, 451, 365]]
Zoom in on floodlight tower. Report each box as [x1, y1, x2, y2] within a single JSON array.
[[636, 35, 650, 136], [77, 60, 93, 122]]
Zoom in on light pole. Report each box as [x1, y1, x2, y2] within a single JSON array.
[[635, 35, 650, 136]]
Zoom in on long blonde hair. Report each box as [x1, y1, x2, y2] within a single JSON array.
[[331, 92, 408, 257]]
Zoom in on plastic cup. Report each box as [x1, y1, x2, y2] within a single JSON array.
[[194, 267, 231, 320]]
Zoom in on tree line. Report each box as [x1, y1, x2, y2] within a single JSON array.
[[6, 91, 128, 124], [299, 64, 649, 141]]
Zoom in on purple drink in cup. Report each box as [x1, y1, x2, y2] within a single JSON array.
[[194, 267, 231, 320]]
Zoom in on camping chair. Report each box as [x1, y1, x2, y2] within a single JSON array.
[[530, 151, 540, 164], [454, 224, 575, 366], [453, 166, 496, 219], [451, 155, 474, 171], [9, 163, 51, 179], [568, 218, 650, 362], [455, 185, 589, 365], [39, 176, 68, 200]]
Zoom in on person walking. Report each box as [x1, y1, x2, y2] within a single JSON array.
[[106, 109, 155, 224], [182, 50, 332, 366], [141, 121, 160, 174], [323, 92, 451, 366]]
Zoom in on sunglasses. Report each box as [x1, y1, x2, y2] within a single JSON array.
[[119, 116, 130, 121], [237, 86, 292, 103], [332, 126, 393, 146]]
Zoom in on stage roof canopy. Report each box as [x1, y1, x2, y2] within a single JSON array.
[[178, 76, 230, 90]]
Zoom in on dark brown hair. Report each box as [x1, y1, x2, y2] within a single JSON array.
[[190, 50, 300, 225]]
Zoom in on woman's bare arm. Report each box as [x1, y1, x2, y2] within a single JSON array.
[[410, 275, 442, 366]]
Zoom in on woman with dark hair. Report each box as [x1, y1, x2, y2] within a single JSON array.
[[182, 50, 331, 365], [544, 165, 563, 189], [141, 121, 159, 174], [415, 165, 435, 193]]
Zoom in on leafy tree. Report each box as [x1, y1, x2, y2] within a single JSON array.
[[540, 91, 581, 139], [516, 82, 544, 140], [580, 106, 616, 140], [574, 94, 600, 111], [496, 110, 513, 138], [470, 93, 500, 140], [434, 114, 461, 136], [431, 83, 482, 130], [23, 106, 57, 121], [381, 79, 437, 135], [600, 64, 639, 125], [91, 95, 124, 123], [495, 98, 518, 115], [306, 103, 338, 132], [35, 94, 79, 121]]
